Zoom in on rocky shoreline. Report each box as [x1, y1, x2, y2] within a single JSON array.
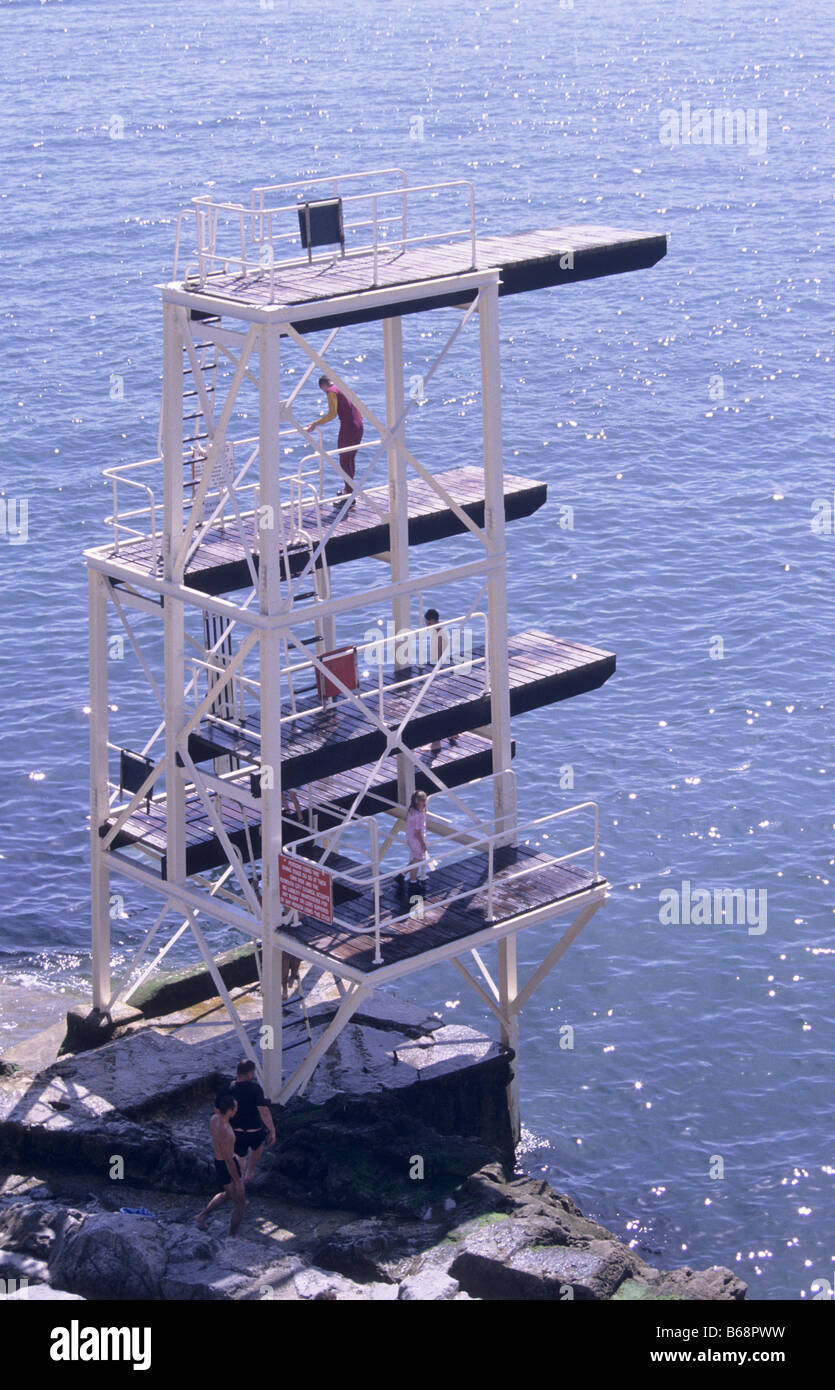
[[0, 966, 746, 1302]]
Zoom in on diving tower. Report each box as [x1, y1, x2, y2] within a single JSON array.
[[85, 169, 667, 1136]]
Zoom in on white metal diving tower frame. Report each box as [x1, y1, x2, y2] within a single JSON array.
[[86, 172, 612, 1138]]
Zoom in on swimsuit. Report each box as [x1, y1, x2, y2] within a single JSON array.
[[230, 1078, 269, 1157], [326, 386, 363, 480], [406, 808, 426, 862], [234, 1127, 267, 1157], [214, 1156, 241, 1188]]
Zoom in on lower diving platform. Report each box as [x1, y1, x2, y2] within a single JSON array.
[[105, 729, 505, 880], [93, 466, 546, 597], [278, 842, 606, 984], [189, 630, 616, 789]]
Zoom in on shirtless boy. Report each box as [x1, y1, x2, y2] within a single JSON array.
[[195, 1091, 247, 1237]]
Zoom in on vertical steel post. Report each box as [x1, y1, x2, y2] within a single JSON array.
[[382, 314, 414, 809], [259, 322, 286, 1100], [314, 557, 336, 655], [481, 275, 520, 1145], [88, 568, 111, 1010], [497, 935, 521, 1144], [162, 302, 187, 891], [478, 278, 516, 843]]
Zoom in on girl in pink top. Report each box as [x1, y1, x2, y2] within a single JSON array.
[[396, 789, 428, 895]]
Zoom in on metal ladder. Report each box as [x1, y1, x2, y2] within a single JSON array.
[[157, 312, 221, 472]]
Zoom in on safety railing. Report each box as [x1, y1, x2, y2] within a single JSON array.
[[173, 178, 477, 300], [103, 432, 327, 567], [173, 169, 410, 282], [298, 428, 385, 505], [185, 610, 488, 748], [279, 792, 601, 966], [102, 456, 165, 557], [250, 167, 409, 246], [103, 446, 258, 560], [103, 413, 377, 552]]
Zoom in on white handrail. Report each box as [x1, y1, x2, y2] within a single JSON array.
[[281, 793, 601, 963], [177, 178, 477, 289], [252, 167, 408, 205], [191, 611, 488, 735], [185, 610, 487, 750]]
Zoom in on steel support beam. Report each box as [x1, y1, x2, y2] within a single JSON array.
[[258, 321, 286, 1100], [382, 314, 414, 810], [511, 899, 603, 1014], [497, 935, 520, 1143], [85, 545, 503, 632], [277, 982, 371, 1104], [88, 567, 111, 1010], [479, 279, 516, 848], [162, 301, 188, 891]]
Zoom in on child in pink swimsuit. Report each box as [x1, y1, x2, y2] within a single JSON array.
[[396, 789, 428, 895]]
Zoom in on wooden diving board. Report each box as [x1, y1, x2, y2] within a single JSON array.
[[96, 466, 546, 596], [282, 843, 602, 975], [104, 729, 505, 879], [177, 225, 667, 332], [189, 630, 616, 789]]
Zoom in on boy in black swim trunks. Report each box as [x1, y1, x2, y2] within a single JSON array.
[[421, 609, 458, 758], [195, 1091, 247, 1236], [230, 1059, 276, 1182]]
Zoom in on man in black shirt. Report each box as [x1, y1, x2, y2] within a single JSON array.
[[230, 1059, 276, 1182]]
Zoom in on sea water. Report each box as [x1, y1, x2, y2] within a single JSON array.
[[0, 0, 832, 1300]]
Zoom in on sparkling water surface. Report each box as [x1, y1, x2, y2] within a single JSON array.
[[0, 0, 832, 1299]]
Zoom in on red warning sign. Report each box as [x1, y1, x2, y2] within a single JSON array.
[[315, 646, 358, 702], [279, 852, 334, 925]]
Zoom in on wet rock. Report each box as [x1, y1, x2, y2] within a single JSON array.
[[398, 1269, 461, 1301], [0, 1249, 50, 1285], [0, 1106, 210, 1196], [291, 1265, 398, 1301], [50, 1212, 167, 1300], [455, 1164, 607, 1234], [0, 1201, 84, 1260], [2, 1283, 85, 1301], [0, 988, 747, 1303], [403, 1209, 564, 1293], [636, 1265, 746, 1301], [310, 1215, 440, 1284], [61, 1009, 118, 1055], [450, 1235, 633, 1300], [235, 1258, 308, 1302], [397, 1172, 745, 1302], [128, 945, 259, 1022], [273, 1094, 506, 1215], [159, 1232, 288, 1301]]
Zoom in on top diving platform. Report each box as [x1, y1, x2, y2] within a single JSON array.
[[173, 226, 667, 331], [166, 173, 667, 330]]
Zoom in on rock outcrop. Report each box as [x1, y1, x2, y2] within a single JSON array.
[[0, 983, 746, 1302], [0, 1162, 746, 1302]]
